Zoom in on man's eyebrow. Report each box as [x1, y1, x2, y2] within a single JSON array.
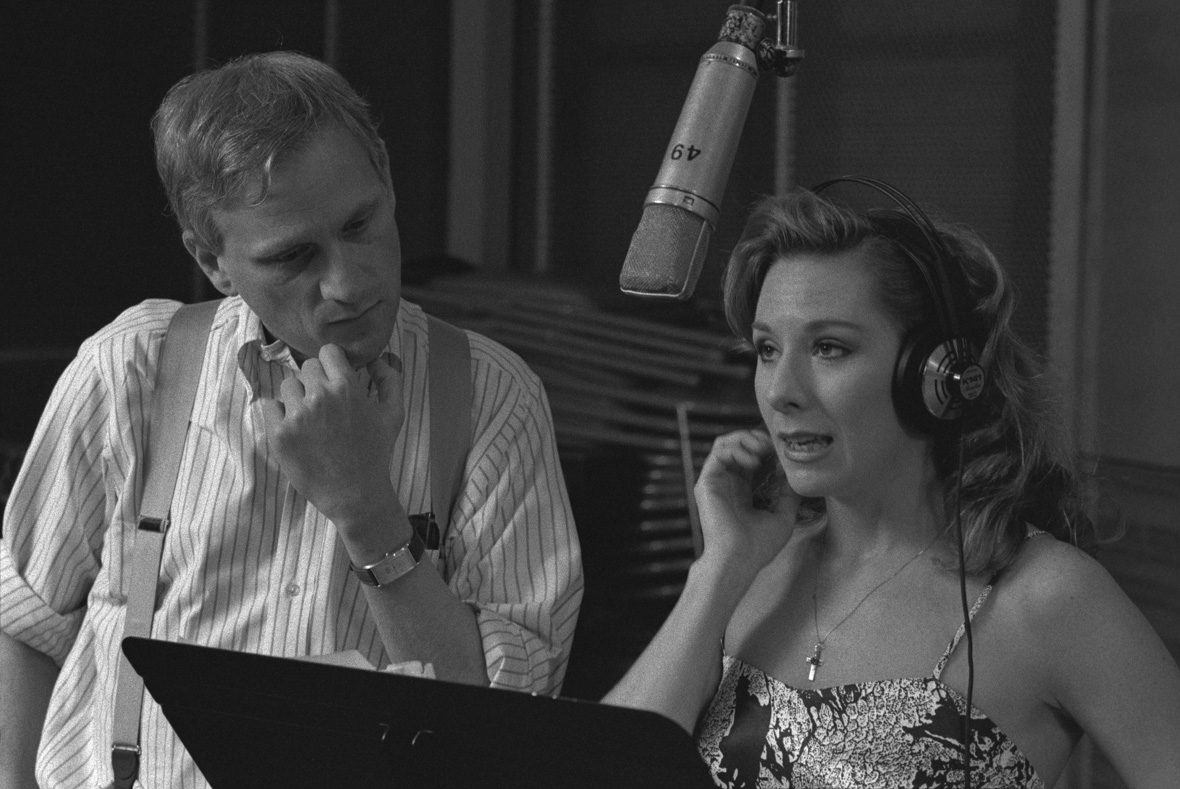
[[249, 197, 384, 261], [345, 196, 381, 222], [250, 235, 306, 262]]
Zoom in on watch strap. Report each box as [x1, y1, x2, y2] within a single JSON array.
[[350, 528, 425, 587]]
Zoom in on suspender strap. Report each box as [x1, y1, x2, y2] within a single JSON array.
[[108, 304, 467, 786], [110, 300, 218, 788], [425, 315, 472, 540]]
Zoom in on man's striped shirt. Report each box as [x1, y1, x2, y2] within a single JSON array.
[[1, 296, 582, 788]]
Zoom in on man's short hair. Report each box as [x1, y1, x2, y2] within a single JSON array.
[[153, 50, 391, 253]]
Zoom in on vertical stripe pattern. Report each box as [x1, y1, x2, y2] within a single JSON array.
[[1, 296, 582, 788]]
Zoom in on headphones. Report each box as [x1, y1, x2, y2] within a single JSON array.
[[812, 176, 988, 434]]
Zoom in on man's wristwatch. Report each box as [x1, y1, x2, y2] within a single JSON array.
[[349, 529, 425, 587]]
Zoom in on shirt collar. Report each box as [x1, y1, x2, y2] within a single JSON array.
[[230, 297, 404, 400]]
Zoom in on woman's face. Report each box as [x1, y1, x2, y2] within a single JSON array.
[[752, 250, 931, 503]]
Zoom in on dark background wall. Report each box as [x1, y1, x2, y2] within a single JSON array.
[[1083, 4, 1180, 781], [1, 1, 452, 441], [1097, 0, 1180, 467]]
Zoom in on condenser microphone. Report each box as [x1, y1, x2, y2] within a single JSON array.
[[619, 5, 768, 300]]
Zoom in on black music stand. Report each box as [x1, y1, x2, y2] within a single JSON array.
[[122, 637, 714, 788]]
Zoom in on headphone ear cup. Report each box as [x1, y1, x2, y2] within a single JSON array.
[[893, 329, 968, 434], [893, 329, 940, 434]]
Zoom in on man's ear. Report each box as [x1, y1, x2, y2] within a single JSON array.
[[183, 230, 238, 296]]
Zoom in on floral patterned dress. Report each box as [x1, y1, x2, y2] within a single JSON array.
[[697, 584, 1045, 789]]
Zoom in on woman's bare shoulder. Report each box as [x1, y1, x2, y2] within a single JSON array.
[[996, 532, 1122, 614], [994, 534, 1180, 784], [994, 532, 1160, 673]]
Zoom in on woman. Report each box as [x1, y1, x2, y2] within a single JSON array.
[[603, 185, 1180, 788]]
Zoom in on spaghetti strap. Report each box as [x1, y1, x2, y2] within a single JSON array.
[[932, 578, 997, 680], [931, 530, 1049, 679]]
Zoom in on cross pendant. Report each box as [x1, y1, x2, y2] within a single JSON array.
[[806, 643, 824, 682]]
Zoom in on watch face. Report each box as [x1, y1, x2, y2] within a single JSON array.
[[370, 548, 416, 586], [352, 531, 425, 587]]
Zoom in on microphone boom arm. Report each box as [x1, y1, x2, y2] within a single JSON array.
[[764, 0, 805, 77]]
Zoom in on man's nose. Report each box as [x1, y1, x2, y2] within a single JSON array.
[[319, 244, 372, 303]]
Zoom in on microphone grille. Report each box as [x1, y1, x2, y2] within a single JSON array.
[[619, 204, 713, 300]]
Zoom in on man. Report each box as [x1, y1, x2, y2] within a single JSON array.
[[0, 51, 582, 788]]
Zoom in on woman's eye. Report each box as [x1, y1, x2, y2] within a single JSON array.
[[345, 215, 371, 234], [815, 341, 848, 358], [755, 341, 777, 361]]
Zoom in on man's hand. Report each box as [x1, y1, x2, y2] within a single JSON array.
[[259, 344, 403, 528], [258, 346, 487, 685]]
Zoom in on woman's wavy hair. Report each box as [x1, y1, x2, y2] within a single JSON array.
[[726, 188, 1097, 574], [152, 50, 391, 253]]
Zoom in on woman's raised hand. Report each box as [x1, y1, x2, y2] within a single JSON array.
[[694, 429, 800, 579]]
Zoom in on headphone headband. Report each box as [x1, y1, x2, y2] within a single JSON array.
[[811, 176, 965, 344]]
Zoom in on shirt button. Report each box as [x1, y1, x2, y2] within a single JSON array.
[[285, 582, 301, 597]]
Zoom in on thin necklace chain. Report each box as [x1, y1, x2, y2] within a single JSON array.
[[807, 527, 944, 681]]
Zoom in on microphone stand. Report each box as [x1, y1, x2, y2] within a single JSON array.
[[756, 0, 806, 78]]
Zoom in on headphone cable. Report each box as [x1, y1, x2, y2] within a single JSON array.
[[955, 424, 973, 789]]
